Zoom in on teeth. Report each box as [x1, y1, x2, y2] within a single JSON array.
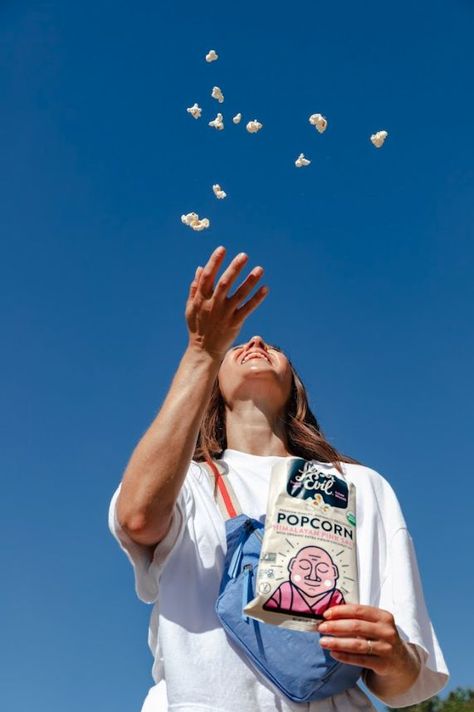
[[242, 353, 269, 364]]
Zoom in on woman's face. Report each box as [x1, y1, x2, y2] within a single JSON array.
[[218, 335, 293, 412]]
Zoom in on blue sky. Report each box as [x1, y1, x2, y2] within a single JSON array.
[[1, 1, 473, 710]]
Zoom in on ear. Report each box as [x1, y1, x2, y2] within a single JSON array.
[[332, 564, 339, 580], [288, 557, 296, 572]]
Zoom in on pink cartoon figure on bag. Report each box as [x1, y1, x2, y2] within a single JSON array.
[[263, 546, 345, 618]]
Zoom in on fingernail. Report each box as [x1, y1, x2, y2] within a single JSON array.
[[320, 637, 330, 646], [238, 252, 247, 260], [318, 623, 328, 633]]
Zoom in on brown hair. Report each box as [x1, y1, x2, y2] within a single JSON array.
[[193, 353, 360, 474]]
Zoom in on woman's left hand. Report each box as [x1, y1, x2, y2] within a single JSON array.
[[317, 604, 415, 677]]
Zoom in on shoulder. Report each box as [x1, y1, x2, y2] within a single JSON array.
[[340, 462, 407, 532], [188, 460, 206, 480], [184, 460, 216, 499], [341, 461, 398, 496]]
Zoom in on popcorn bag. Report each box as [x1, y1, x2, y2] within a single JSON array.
[[244, 458, 359, 632]]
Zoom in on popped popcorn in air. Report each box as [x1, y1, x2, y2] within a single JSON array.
[[205, 50, 218, 63], [212, 184, 227, 199], [187, 103, 202, 119], [370, 130, 388, 148], [295, 153, 311, 168], [232, 113, 242, 124], [181, 213, 210, 231], [246, 119, 263, 133], [209, 113, 224, 130], [309, 114, 328, 133], [211, 86, 224, 103], [192, 218, 210, 231], [181, 212, 199, 226]]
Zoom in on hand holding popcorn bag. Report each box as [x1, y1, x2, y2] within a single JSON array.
[[244, 457, 359, 631], [200, 457, 362, 703]]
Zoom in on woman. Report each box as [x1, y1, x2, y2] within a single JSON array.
[[109, 246, 448, 711]]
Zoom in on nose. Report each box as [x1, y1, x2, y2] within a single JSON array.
[[305, 565, 321, 582], [246, 335, 267, 351]]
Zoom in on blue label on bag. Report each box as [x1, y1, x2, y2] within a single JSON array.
[[286, 459, 349, 509]]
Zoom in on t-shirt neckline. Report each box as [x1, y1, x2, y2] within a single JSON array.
[[222, 448, 289, 464]]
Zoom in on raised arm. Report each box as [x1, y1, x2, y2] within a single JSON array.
[[116, 246, 268, 546]]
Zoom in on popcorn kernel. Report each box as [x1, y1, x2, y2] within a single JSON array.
[[209, 113, 224, 130], [211, 86, 224, 103], [309, 113, 328, 133], [205, 49, 218, 63], [246, 119, 263, 134], [295, 153, 311, 167], [370, 130, 388, 148], [186, 103, 202, 119], [212, 184, 227, 200]]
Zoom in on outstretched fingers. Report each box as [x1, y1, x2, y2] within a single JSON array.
[[187, 247, 269, 329], [198, 246, 226, 297], [187, 265, 202, 302], [214, 252, 249, 300], [230, 266, 264, 306], [234, 284, 269, 323]]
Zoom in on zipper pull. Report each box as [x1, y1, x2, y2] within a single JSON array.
[[228, 540, 244, 579], [228, 521, 255, 579], [242, 564, 253, 623]]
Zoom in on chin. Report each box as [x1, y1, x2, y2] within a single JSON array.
[[245, 362, 273, 372]]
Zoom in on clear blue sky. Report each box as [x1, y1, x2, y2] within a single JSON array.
[[1, 1, 473, 710]]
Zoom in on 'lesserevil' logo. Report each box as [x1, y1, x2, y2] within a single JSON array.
[[287, 459, 349, 509]]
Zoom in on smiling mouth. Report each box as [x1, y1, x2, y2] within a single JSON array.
[[241, 351, 271, 365]]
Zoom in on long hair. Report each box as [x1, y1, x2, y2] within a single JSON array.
[[193, 355, 360, 474]]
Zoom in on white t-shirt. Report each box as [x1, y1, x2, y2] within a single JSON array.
[[109, 449, 449, 712]]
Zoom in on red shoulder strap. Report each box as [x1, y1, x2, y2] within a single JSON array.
[[201, 458, 242, 520]]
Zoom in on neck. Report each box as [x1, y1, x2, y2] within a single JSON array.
[[225, 401, 290, 457]]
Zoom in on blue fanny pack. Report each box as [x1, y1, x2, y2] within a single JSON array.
[[201, 459, 363, 703]]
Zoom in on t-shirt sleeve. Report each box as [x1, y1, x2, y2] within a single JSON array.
[[108, 468, 194, 604], [370, 526, 449, 707]]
